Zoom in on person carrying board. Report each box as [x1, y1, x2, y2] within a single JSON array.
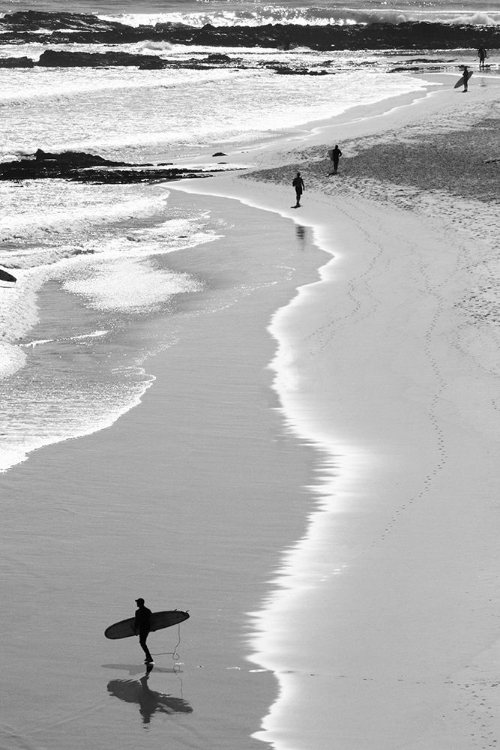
[[134, 597, 154, 664], [463, 66, 470, 92]]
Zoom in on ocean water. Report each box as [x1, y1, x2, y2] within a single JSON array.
[[0, 7, 448, 474], [0, 0, 495, 474], [1, 0, 500, 24]]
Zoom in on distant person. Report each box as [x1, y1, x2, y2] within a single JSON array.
[[478, 47, 486, 70], [462, 65, 470, 92], [292, 172, 305, 207], [134, 598, 153, 664], [330, 144, 342, 174]]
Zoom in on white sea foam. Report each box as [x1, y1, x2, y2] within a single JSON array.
[[0, 364, 156, 474], [23, 338, 55, 347], [0, 271, 46, 346], [99, 6, 500, 28], [23, 330, 108, 347], [62, 258, 203, 312], [0, 267, 55, 381], [0, 182, 168, 249], [71, 329, 108, 340], [0, 342, 27, 378], [0, 51, 429, 165]]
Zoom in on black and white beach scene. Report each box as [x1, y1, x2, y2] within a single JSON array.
[[1, 0, 500, 748]]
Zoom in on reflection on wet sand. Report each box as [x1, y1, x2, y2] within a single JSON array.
[[107, 665, 193, 724], [296, 225, 307, 250], [103, 663, 182, 677]]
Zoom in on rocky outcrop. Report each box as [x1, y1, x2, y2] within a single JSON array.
[[37, 49, 168, 68], [1, 11, 500, 50], [272, 66, 329, 75], [0, 150, 213, 183], [0, 49, 241, 70], [204, 53, 232, 63], [0, 56, 34, 68]]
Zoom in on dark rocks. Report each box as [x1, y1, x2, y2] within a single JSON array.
[[397, 58, 456, 63], [272, 65, 329, 75], [389, 66, 426, 73], [37, 49, 168, 68], [2, 10, 500, 51], [0, 56, 34, 68], [137, 57, 165, 69], [205, 53, 231, 63], [0, 150, 213, 183], [6, 48, 240, 71], [35, 149, 126, 167]]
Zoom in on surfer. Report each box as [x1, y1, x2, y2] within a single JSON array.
[[463, 66, 469, 92], [292, 172, 305, 207], [330, 144, 342, 174], [478, 47, 486, 70], [134, 598, 154, 664]]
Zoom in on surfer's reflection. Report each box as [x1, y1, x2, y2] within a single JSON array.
[[296, 225, 307, 249], [107, 665, 193, 724]]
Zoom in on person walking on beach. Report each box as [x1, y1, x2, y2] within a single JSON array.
[[330, 144, 342, 174], [292, 172, 305, 207], [134, 598, 154, 664], [478, 47, 486, 70]]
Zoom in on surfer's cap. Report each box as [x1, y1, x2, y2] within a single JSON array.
[[135, 598, 145, 605]]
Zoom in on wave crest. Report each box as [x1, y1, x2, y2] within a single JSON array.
[[101, 6, 500, 28]]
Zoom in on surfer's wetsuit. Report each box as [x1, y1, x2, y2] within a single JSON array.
[[463, 67, 469, 92], [292, 173, 305, 206], [331, 146, 342, 172], [134, 599, 153, 663]]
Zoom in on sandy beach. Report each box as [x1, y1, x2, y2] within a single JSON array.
[[2, 70, 500, 750], [171, 73, 500, 748]]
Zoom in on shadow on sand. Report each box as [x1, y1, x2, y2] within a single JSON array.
[[106, 664, 193, 724]]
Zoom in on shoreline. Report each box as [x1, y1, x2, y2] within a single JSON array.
[[2, 68, 500, 750], [0, 189, 328, 750], [170, 78, 500, 748]]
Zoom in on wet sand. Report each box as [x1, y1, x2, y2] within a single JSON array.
[[0, 192, 326, 750]]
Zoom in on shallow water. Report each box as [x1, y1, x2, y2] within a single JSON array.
[[0, 33, 431, 473]]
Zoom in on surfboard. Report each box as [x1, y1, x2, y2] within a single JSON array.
[[454, 70, 473, 89], [105, 610, 189, 640], [0, 269, 16, 283]]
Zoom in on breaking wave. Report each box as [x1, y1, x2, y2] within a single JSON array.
[[101, 6, 500, 28]]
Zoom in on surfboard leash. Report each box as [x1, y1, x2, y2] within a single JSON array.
[[151, 622, 182, 661]]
